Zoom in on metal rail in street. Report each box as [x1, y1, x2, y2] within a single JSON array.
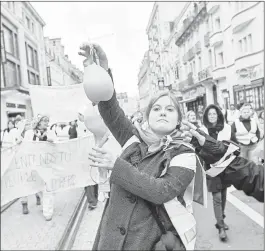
[[55, 190, 88, 250], [1, 199, 19, 213]]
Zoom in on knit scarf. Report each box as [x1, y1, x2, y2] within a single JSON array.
[[34, 129, 48, 141], [134, 122, 184, 153]]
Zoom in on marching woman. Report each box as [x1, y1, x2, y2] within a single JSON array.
[[21, 114, 56, 221], [79, 43, 206, 251], [186, 110, 200, 128], [1, 120, 15, 148], [200, 104, 232, 241]]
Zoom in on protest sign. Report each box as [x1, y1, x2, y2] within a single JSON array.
[[29, 84, 91, 123], [1, 136, 96, 205]]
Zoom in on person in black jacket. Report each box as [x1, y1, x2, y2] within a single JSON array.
[[181, 120, 264, 203]]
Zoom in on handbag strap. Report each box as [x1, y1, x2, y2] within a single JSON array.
[[145, 200, 167, 234]]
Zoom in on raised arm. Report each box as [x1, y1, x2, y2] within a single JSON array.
[[98, 74, 136, 147]]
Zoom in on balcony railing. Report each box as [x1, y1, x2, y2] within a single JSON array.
[[195, 41, 201, 54], [204, 32, 210, 47], [187, 47, 195, 61], [175, 2, 207, 46], [198, 66, 212, 82]]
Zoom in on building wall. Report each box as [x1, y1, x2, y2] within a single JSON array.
[[1, 2, 46, 130], [142, 1, 264, 114], [45, 37, 83, 86]]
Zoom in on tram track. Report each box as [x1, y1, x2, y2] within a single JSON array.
[[1, 198, 19, 213], [56, 190, 88, 250]]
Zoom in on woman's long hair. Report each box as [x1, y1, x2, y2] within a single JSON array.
[[203, 104, 225, 131]]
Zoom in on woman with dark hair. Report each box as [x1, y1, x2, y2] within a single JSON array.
[[200, 104, 232, 241]]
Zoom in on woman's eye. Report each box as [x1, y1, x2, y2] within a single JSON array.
[[167, 108, 174, 112], [153, 107, 160, 111]]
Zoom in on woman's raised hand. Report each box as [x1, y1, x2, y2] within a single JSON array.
[[78, 43, 108, 71], [180, 120, 206, 146], [88, 147, 116, 170]]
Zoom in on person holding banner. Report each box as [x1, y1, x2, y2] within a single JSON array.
[[80, 44, 207, 251], [21, 114, 56, 221], [200, 104, 232, 241], [1, 120, 15, 148], [180, 120, 264, 203]]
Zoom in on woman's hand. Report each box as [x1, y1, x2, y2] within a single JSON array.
[[180, 120, 206, 146], [88, 147, 116, 170], [78, 43, 108, 71]]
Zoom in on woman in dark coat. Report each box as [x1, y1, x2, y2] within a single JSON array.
[[200, 104, 232, 241], [79, 43, 205, 251]]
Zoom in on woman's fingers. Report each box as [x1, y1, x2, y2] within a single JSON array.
[[190, 129, 206, 146], [181, 120, 197, 130], [88, 155, 103, 163], [92, 147, 107, 154], [78, 51, 87, 57]]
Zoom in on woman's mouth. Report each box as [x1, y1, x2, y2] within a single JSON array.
[[157, 119, 168, 123]]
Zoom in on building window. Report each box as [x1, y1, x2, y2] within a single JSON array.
[[7, 2, 15, 12], [26, 17, 31, 29], [198, 57, 202, 71], [27, 70, 40, 85], [32, 22, 35, 34], [5, 60, 20, 88], [2, 25, 19, 58], [238, 34, 253, 56], [208, 49, 212, 66], [235, 85, 264, 110], [25, 42, 39, 70], [215, 17, 221, 31], [217, 52, 224, 66]]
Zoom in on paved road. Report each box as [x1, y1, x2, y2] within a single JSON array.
[[2, 187, 263, 250], [194, 189, 264, 250], [1, 188, 83, 250], [73, 190, 264, 250]]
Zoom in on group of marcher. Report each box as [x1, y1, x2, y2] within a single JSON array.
[[1, 42, 264, 250]]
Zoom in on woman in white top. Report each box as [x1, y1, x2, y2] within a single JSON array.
[[21, 114, 56, 221], [1, 120, 15, 148]]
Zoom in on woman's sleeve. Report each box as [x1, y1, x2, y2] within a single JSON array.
[[224, 157, 264, 202], [98, 71, 136, 147], [109, 153, 195, 205]]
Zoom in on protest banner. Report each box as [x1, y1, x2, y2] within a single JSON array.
[[1, 135, 95, 205], [29, 84, 91, 123]]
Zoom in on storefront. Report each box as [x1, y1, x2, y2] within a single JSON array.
[[179, 84, 206, 113], [1, 88, 33, 130], [233, 64, 264, 111]]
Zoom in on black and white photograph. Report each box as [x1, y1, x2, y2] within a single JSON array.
[[0, 1, 264, 250]]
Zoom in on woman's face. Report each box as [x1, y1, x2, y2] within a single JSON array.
[[38, 117, 49, 130], [188, 112, 196, 123], [207, 108, 218, 124], [8, 121, 14, 129], [148, 96, 179, 137]]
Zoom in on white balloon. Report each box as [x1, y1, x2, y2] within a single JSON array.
[[83, 63, 114, 103]]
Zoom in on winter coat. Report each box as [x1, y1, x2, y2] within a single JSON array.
[[201, 104, 231, 193], [1, 128, 16, 148], [192, 131, 264, 202], [92, 92, 195, 251]]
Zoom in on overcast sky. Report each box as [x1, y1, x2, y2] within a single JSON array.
[[31, 2, 154, 97]]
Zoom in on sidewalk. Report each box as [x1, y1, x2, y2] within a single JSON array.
[[72, 201, 105, 250], [1, 188, 83, 250]]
